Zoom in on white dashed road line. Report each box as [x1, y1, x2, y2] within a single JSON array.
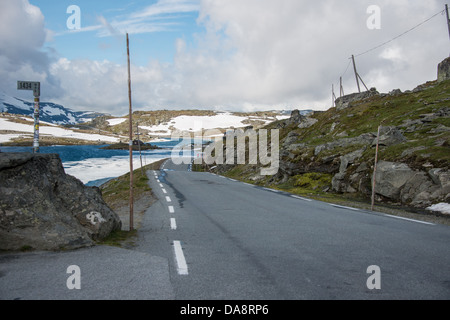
[[170, 218, 177, 230], [168, 206, 175, 214], [173, 241, 189, 275]]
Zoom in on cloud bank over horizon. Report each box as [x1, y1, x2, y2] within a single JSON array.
[[1, 0, 448, 116]]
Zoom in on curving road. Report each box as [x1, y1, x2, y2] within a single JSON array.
[[1, 158, 449, 300], [138, 159, 450, 300]]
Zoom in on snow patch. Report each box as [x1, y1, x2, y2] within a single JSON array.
[[427, 203, 450, 215], [107, 118, 127, 126], [0, 118, 120, 143]]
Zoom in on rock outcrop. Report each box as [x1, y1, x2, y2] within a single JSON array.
[[374, 161, 450, 207], [438, 57, 450, 82], [335, 88, 379, 110], [0, 153, 121, 251]]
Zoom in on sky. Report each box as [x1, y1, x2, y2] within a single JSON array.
[[0, 0, 449, 116]]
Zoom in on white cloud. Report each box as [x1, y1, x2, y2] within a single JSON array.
[[0, 0, 55, 95], [130, 0, 200, 19], [1, 0, 449, 114]]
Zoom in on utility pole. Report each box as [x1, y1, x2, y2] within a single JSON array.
[[446, 4, 450, 42], [351, 55, 361, 93], [18, 81, 40, 153], [127, 33, 134, 232], [340, 77, 344, 98], [351, 55, 370, 93]]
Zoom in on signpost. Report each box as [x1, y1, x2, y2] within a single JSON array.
[[17, 81, 40, 153]]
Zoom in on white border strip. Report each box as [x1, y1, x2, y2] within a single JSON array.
[[329, 204, 360, 211], [263, 187, 279, 193], [291, 195, 313, 202], [383, 214, 435, 226], [173, 241, 188, 275]]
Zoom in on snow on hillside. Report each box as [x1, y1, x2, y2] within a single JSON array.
[[0, 92, 108, 125], [140, 112, 290, 136], [106, 118, 127, 126], [0, 117, 120, 143]]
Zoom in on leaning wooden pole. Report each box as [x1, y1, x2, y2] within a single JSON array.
[[127, 33, 134, 231], [351, 55, 361, 93]]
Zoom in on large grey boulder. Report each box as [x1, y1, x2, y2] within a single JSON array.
[[371, 126, 406, 147], [0, 153, 121, 251], [374, 161, 416, 200], [374, 161, 448, 206]]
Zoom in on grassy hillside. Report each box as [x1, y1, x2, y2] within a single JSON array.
[[269, 80, 449, 169], [208, 79, 450, 224]]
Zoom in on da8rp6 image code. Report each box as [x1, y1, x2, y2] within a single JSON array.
[[224, 305, 269, 315]]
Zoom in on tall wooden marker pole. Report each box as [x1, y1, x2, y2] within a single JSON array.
[[18, 81, 40, 153], [127, 33, 134, 231]]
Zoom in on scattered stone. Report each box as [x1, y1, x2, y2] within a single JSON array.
[[298, 117, 318, 129]]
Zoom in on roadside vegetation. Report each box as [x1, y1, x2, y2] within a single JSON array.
[[98, 158, 167, 247]]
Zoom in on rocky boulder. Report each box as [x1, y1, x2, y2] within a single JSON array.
[[0, 153, 122, 251], [438, 57, 450, 82], [335, 88, 379, 110], [371, 126, 406, 147], [374, 161, 449, 207]]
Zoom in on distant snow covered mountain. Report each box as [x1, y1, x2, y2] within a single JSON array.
[[0, 92, 107, 125]]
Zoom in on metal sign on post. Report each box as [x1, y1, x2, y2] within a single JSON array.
[[18, 81, 41, 153]]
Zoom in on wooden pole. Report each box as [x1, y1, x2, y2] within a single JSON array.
[[371, 125, 381, 211], [351, 55, 361, 93], [446, 4, 450, 42], [127, 33, 134, 231], [358, 73, 370, 92]]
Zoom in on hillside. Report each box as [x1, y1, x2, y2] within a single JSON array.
[[211, 78, 450, 214], [0, 92, 107, 125], [0, 107, 293, 146], [82, 110, 292, 139], [0, 113, 122, 146]]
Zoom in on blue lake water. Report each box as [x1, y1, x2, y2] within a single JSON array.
[[0, 138, 190, 186]]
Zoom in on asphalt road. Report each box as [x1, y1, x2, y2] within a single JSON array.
[[139, 159, 450, 300], [1, 158, 449, 300]]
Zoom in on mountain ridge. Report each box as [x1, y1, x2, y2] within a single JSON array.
[[0, 92, 108, 125]]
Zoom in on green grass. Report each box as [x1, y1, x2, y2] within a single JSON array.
[[100, 159, 166, 214], [98, 229, 138, 247], [100, 161, 166, 207]]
